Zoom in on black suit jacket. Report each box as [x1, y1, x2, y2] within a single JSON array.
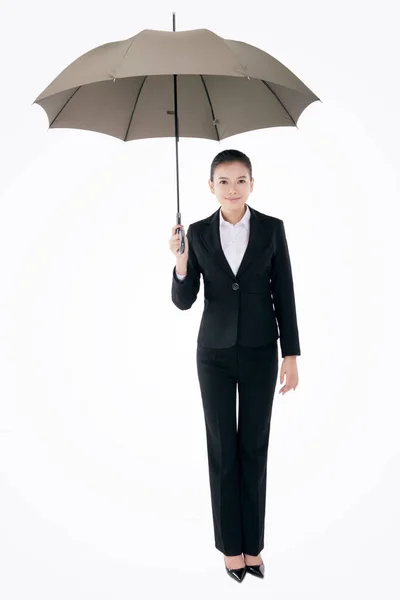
[[171, 204, 301, 358]]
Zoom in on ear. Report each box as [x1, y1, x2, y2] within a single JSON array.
[[208, 180, 215, 195], [250, 178, 255, 192]]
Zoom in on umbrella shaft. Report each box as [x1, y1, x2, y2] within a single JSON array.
[[172, 12, 180, 221], [173, 74, 180, 219]]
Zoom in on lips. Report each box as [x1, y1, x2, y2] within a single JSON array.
[[227, 197, 240, 201]]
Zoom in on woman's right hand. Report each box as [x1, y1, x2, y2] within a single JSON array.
[[169, 224, 189, 263]]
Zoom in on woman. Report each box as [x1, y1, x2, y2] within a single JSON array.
[[169, 149, 300, 583]]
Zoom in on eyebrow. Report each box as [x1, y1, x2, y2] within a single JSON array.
[[218, 175, 248, 179]]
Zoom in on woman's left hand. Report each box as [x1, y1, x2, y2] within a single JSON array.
[[278, 356, 299, 395]]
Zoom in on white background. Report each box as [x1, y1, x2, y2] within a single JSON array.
[[0, 1, 399, 598]]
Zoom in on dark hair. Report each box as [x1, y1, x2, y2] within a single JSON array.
[[210, 149, 252, 183]]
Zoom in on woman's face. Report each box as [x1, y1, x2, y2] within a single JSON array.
[[208, 161, 254, 214]]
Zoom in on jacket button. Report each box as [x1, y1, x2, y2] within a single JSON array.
[[232, 282, 240, 290]]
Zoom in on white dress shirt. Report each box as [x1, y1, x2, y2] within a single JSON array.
[[176, 204, 251, 280]]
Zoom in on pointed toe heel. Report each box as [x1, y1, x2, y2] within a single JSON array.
[[245, 562, 265, 578], [225, 566, 246, 582]]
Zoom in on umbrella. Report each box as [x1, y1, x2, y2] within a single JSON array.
[[32, 13, 321, 254]]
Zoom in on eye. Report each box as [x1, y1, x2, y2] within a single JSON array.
[[219, 180, 246, 184]]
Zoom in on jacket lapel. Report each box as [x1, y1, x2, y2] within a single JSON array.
[[199, 205, 270, 279]]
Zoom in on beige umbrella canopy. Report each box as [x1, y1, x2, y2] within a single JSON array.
[[33, 14, 320, 252]]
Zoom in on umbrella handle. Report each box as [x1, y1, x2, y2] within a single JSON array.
[[175, 210, 185, 254], [175, 226, 185, 254]]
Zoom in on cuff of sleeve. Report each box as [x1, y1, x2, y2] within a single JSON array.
[[174, 266, 187, 282]]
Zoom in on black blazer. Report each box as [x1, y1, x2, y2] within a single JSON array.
[[171, 204, 301, 358]]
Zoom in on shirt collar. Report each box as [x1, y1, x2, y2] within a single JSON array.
[[219, 203, 251, 231]]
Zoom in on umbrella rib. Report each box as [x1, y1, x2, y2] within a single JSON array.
[[200, 76, 220, 142], [261, 80, 298, 127], [124, 76, 148, 141], [49, 87, 82, 127]]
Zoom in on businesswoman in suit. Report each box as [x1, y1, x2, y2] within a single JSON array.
[[170, 149, 300, 583]]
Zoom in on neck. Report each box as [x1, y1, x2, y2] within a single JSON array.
[[221, 205, 247, 225]]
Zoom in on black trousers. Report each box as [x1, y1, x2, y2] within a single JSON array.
[[196, 341, 278, 556]]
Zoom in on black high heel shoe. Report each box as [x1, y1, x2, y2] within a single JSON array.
[[225, 564, 246, 582], [245, 561, 265, 578], [224, 558, 246, 582]]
